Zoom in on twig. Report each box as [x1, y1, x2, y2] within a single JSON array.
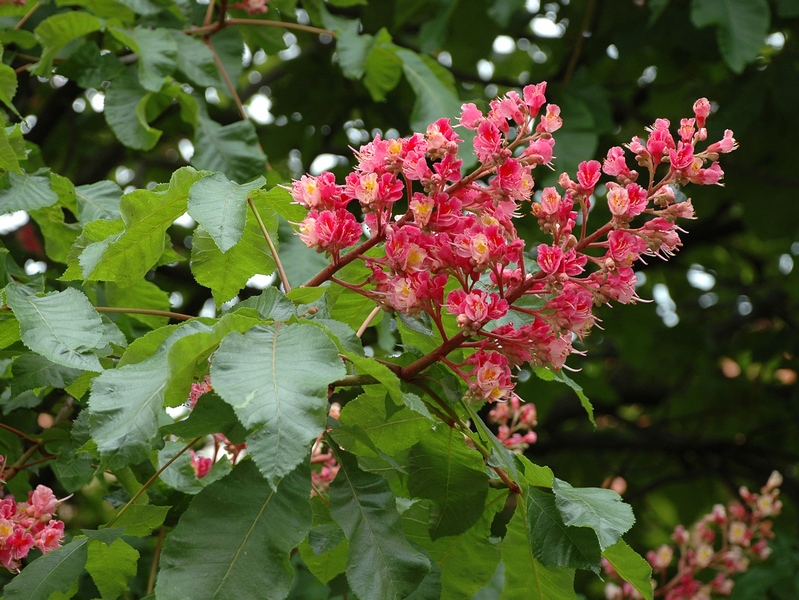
[[206, 38, 248, 121], [95, 306, 195, 321], [248, 197, 291, 293], [227, 18, 333, 36], [108, 436, 203, 527], [0, 422, 38, 442], [355, 305, 382, 338], [147, 527, 166, 594], [14, 0, 39, 30]]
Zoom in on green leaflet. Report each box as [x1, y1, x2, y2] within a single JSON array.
[[0, 171, 59, 213], [525, 487, 602, 573], [192, 114, 266, 183], [32, 11, 103, 76], [103, 67, 165, 151], [170, 29, 224, 88], [407, 427, 489, 539], [690, 0, 771, 73], [85, 538, 140, 600], [156, 460, 312, 600], [74, 180, 123, 224], [602, 540, 654, 600], [2, 538, 89, 600], [80, 167, 202, 287], [187, 172, 266, 253], [110, 27, 178, 92], [500, 507, 577, 599], [552, 478, 635, 551], [10, 354, 83, 397], [395, 49, 462, 132], [5, 284, 105, 372], [210, 322, 346, 487], [329, 449, 431, 599]]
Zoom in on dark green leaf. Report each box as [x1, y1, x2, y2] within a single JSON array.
[[171, 30, 224, 88], [56, 41, 125, 89], [161, 392, 247, 443], [552, 478, 635, 551], [10, 354, 83, 396], [408, 427, 489, 539], [526, 487, 601, 573], [690, 0, 770, 73], [104, 68, 164, 151], [0, 61, 21, 119], [192, 115, 266, 183], [395, 49, 462, 131], [111, 27, 178, 92], [235, 287, 296, 321], [75, 180, 123, 224], [156, 460, 312, 600], [109, 504, 170, 537], [105, 280, 171, 329], [364, 29, 403, 102], [329, 450, 431, 599], [211, 323, 345, 486]]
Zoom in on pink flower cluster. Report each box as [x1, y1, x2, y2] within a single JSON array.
[[486, 395, 537, 452], [0, 461, 66, 572], [310, 403, 341, 496], [604, 471, 783, 599], [291, 86, 735, 403]]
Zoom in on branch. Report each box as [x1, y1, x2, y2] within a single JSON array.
[[95, 306, 195, 321]]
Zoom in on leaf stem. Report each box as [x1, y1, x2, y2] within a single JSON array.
[[355, 305, 382, 338], [14, 0, 40, 30], [108, 436, 202, 527], [95, 306, 195, 321], [206, 37, 248, 121], [227, 18, 334, 36], [248, 197, 291, 293], [147, 527, 166, 595], [0, 422, 39, 442]]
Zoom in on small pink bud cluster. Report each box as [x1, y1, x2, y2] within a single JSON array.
[[291, 85, 734, 403], [603, 472, 783, 599], [0, 460, 66, 572], [486, 396, 537, 452], [310, 403, 341, 496], [230, 0, 268, 14]]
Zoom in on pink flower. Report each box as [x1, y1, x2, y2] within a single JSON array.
[[537, 244, 564, 274], [474, 120, 502, 163], [523, 82, 547, 116], [577, 160, 601, 192], [190, 450, 213, 479], [459, 103, 484, 129], [26, 485, 58, 521], [536, 104, 563, 133], [693, 97, 711, 129], [34, 519, 64, 553], [706, 129, 737, 154]]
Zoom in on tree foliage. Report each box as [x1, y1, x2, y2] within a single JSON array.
[[0, 0, 797, 598]]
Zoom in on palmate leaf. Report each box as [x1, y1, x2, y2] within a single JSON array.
[[329, 449, 431, 600], [210, 323, 346, 487], [407, 427, 489, 539], [156, 460, 312, 600], [188, 172, 266, 253], [2, 538, 89, 600], [81, 167, 202, 287], [500, 507, 577, 600], [552, 478, 635, 551], [5, 284, 104, 372]]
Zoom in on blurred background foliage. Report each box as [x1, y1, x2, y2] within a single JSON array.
[[1, 0, 798, 596]]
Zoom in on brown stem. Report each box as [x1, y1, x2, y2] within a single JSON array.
[[206, 37, 248, 121], [14, 0, 40, 30], [0, 422, 38, 442], [227, 18, 333, 36], [248, 197, 291, 293], [356, 305, 382, 338], [147, 526, 165, 595]]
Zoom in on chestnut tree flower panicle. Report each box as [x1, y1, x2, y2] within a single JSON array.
[[0, 457, 67, 573], [290, 83, 737, 405], [603, 472, 783, 599]]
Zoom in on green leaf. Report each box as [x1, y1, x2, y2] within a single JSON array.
[[29, 204, 81, 263], [161, 392, 247, 442], [211, 323, 346, 487], [403, 489, 506, 600], [526, 487, 602, 573], [0, 171, 58, 213], [2, 538, 89, 600], [104, 67, 164, 150], [235, 286, 296, 321], [109, 503, 170, 537], [0, 61, 21, 119], [10, 354, 83, 396], [602, 540, 654, 600], [86, 538, 140, 600], [75, 180, 123, 224], [552, 478, 635, 551], [690, 0, 770, 74], [329, 449, 431, 599], [156, 460, 312, 600], [408, 427, 489, 539], [32, 11, 103, 76], [488, 0, 526, 26], [56, 0, 136, 22], [111, 27, 178, 92], [500, 507, 577, 599], [192, 114, 266, 183], [82, 167, 202, 287], [364, 29, 403, 102], [337, 388, 431, 455], [6, 284, 104, 372], [188, 172, 266, 253], [170, 30, 224, 88], [0, 125, 22, 174], [325, 15, 372, 79], [299, 498, 349, 584], [462, 401, 519, 482], [56, 41, 125, 88], [395, 48, 461, 131], [533, 366, 595, 428], [190, 194, 277, 305], [253, 185, 307, 226]]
